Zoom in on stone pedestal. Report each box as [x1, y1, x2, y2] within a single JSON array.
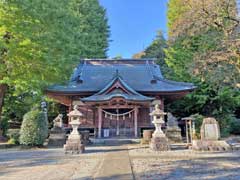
[[48, 127, 66, 147], [150, 136, 170, 151], [192, 140, 231, 151], [64, 136, 85, 154], [166, 127, 182, 143], [166, 113, 182, 143]]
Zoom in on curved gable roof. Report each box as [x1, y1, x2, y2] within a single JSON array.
[[47, 59, 196, 93], [81, 70, 154, 102]]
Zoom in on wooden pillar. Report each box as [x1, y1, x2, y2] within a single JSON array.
[[116, 116, 120, 136], [67, 104, 72, 126], [185, 120, 189, 144], [160, 98, 164, 110], [134, 106, 138, 138], [98, 107, 102, 138], [189, 120, 193, 143]]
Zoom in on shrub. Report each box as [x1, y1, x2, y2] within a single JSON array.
[[230, 118, 240, 135], [7, 129, 20, 144], [20, 109, 48, 146], [216, 114, 236, 137]]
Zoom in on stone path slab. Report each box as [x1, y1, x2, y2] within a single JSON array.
[[94, 145, 134, 180]]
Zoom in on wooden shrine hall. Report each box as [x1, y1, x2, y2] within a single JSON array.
[[46, 59, 196, 138]]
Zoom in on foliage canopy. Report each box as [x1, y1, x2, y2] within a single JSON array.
[[0, 0, 109, 130], [165, 0, 240, 135]]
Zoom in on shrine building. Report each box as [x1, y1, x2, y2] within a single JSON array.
[[46, 59, 196, 138]]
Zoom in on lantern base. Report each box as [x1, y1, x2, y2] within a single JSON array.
[[64, 132, 85, 154], [64, 138, 85, 154], [150, 136, 170, 151]]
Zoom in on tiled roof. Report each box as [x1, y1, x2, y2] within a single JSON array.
[[81, 71, 154, 102], [47, 59, 196, 93]]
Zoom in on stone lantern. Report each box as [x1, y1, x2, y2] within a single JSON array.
[[64, 105, 85, 154], [149, 104, 170, 151]]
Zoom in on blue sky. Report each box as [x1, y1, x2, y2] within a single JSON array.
[[99, 0, 168, 58]]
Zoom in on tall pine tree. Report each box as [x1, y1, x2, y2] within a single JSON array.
[[140, 31, 170, 77]]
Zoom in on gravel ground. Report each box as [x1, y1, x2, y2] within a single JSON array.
[[0, 146, 110, 180], [1, 144, 240, 180], [128, 145, 240, 180]]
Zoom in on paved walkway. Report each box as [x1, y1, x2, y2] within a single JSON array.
[[2, 144, 240, 180], [94, 145, 134, 180], [0, 145, 134, 180]]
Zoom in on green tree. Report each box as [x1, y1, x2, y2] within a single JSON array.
[[166, 0, 240, 135], [142, 31, 167, 60], [133, 31, 170, 76], [0, 0, 109, 133]]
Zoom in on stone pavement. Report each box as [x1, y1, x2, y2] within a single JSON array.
[[0, 147, 104, 180], [0, 145, 134, 180], [94, 145, 133, 180], [1, 144, 240, 180]]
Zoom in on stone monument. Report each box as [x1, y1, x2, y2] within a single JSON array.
[[166, 113, 182, 142], [149, 104, 170, 151], [200, 117, 220, 140], [48, 114, 66, 147], [64, 105, 85, 154], [192, 117, 231, 151]]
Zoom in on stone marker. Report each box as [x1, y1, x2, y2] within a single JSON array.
[[64, 105, 85, 154], [200, 117, 220, 141], [149, 104, 170, 151], [48, 114, 66, 147], [166, 113, 182, 142], [192, 117, 231, 151]]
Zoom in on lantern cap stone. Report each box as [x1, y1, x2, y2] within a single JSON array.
[[150, 104, 166, 116], [67, 105, 83, 117]]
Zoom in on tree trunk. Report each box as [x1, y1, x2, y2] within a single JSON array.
[[0, 84, 7, 140]]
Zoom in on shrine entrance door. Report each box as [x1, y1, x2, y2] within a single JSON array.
[[102, 108, 134, 137]]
